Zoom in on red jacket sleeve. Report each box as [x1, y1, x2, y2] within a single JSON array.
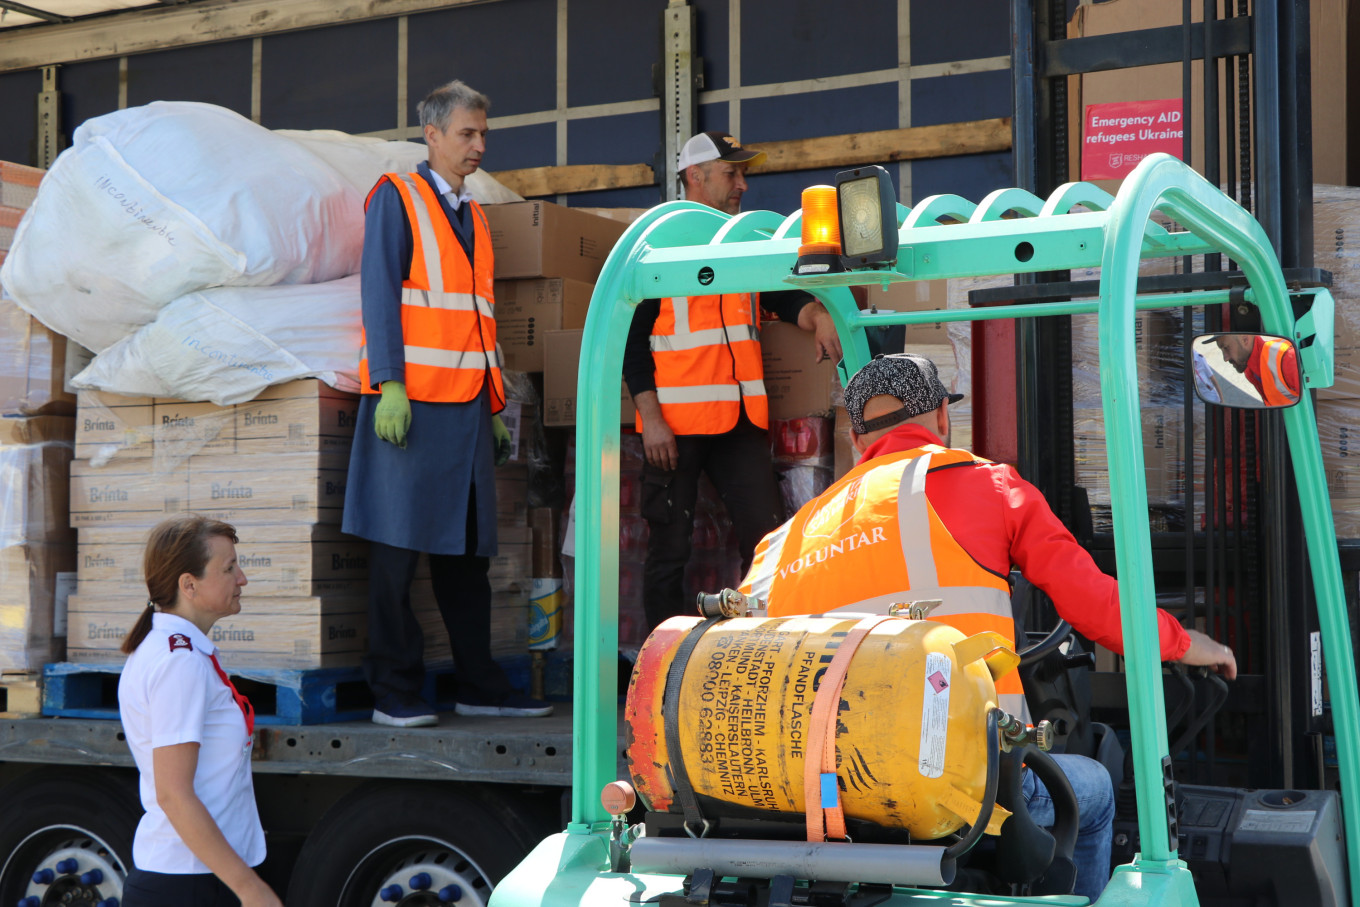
[[996, 464, 1192, 661]]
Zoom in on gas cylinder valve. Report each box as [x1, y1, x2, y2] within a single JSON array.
[[601, 780, 642, 872], [996, 711, 1054, 752], [696, 588, 759, 619], [889, 599, 942, 620]]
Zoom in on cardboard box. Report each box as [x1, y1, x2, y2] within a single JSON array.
[[0, 299, 75, 417], [1074, 405, 1184, 507], [0, 161, 42, 211], [75, 390, 155, 462], [484, 201, 627, 283], [153, 400, 235, 458], [0, 206, 20, 251], [541, 329, 636, 427], [832, 406, 855, 479], [2, 440, 75, 545], [0, 414, 73, 446], [760, 322, 837, 420], [187, 452, 349, 526], [0, 542, 74, 670], [494, 278, 595, 371], [863, 279, 952, 347], [233, 380, 359, 455], [66, 594, 367, 668], [70, 458, 189, 529], [77, 524, 372, 597]]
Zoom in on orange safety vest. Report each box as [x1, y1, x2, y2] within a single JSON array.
[[1256, 337, 1297, 406], [639, 293, 768, 434], [358, 172, 504, 412], [739, 444, 1029, 721]]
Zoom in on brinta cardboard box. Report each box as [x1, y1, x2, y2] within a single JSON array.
[[77, 524, 372, 597], [65, 594, 368, 669], [187, 452, 349, 526], [69, 458, 189, 529], [484, 201, 627, 284], [74, 390, 155, 462]]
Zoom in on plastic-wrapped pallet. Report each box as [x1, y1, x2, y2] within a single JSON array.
[[0, 416, 76, 670]]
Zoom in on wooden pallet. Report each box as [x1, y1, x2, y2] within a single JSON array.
[[0, 672, 42, 717]]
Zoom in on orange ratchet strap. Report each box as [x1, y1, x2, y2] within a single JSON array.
[[803, 615, 895, 842]]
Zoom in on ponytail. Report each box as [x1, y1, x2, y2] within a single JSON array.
[[120, 604, 156, 655]]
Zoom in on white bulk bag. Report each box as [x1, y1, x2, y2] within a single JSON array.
[[274, 128, 524, 203], [2, 102, 362, 352], [72, 275, 362, 405]]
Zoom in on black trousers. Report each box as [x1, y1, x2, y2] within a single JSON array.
[[122, 869, 241, 906], [363, 498, 511, 704], [640, 416, 784, 631]]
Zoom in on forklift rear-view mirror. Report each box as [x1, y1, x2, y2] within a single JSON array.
[[1191, 332, 1302, 410]]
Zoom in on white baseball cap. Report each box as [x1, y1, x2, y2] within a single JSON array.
[[677, 131, 767, 170]]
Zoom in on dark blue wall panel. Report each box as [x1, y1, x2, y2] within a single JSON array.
[[911, 151, 1013, 203], [260, 19, 397, 132], [408, 0, 556, 123], [126, 40, 253, 114], [0, 69, 42, 165], [567, 0, 658, 107], [695, 101, 731, 137], [911, 69, 1011, 126], [746, 166, 900, 218], [742, 0, 897, 85], [487, 122, 556, 172], [741, 83, 898, 143], [58, 59, 119, 145], [909, 0, 1011, 66], [692, 0, 731, 92]]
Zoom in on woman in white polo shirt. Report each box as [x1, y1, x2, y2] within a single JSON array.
[[117, 515, 283, 907]]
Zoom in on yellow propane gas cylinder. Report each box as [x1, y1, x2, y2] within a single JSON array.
[[624, 614, 1019, 840]]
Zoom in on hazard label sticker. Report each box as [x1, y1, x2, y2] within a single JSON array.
[[919, 652, 951, 778]]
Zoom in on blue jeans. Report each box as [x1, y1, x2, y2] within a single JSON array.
[[1022, 752, 1115, 902]]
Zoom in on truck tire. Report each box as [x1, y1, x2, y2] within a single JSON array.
[[285, 781, 544, 907], [0, 769, 140, 907]]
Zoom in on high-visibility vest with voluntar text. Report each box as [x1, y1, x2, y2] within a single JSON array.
[[358, 172, 504, 412], [739, 444, 1028, 721], [640, 293, 767, 434]]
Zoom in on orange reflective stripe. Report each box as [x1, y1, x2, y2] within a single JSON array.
[[357, 173, 502, 411], [643, 293, 768, 434], [1257, 339, 1295, 405]]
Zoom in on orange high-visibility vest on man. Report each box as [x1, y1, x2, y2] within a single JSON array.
[[357, 170, 504, 411], [1255, 336, 1298, 406], [641, 292, 768, 434], [740, 443, 1028, 720]]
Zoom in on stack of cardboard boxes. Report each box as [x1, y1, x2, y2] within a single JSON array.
[[65, 380, 377, 667], [0, 159, 78, 674], [1313, 186, 1360, 538]]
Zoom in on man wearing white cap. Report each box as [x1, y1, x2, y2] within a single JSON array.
[[623, 130, 842, 632]]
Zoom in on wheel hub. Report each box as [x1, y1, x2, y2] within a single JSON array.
[[360, 840, 491, 907], [21, 837, 125, 907]]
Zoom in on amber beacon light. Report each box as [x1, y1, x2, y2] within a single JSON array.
[[793, 185, 844, 276]]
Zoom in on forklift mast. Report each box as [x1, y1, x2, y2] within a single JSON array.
[[1006, 0, 1329, 792]]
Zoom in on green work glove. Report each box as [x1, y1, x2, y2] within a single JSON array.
[[374, 381, 411, 448], [491, 414, 512, 467]]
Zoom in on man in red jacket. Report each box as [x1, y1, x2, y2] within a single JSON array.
[[741, 353, 1236, 900]]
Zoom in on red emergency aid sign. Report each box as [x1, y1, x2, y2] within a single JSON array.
[[1081, 99, 1184, 180]]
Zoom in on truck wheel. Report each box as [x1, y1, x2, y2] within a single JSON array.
[[286, 782, 542, 907], [0, 770, 140, 907]]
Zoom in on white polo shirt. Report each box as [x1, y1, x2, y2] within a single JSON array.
[[118, 612, 266, 873]]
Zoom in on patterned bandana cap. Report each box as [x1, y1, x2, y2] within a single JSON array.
[[843, 354, 965, 434]]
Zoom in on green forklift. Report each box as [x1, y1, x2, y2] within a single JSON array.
[[489, 154, 1355, 906]]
